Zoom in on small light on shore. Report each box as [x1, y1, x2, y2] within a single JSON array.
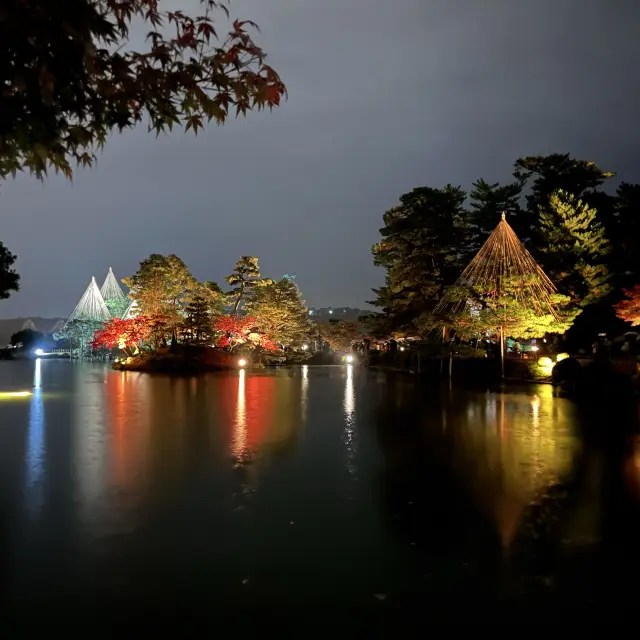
[[346, 354, 354, 363], [530, 345, 539, 352], [238, 358, 247, 368]]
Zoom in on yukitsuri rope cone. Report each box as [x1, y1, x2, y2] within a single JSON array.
[[434, 212, 559, 320], [100, 266, 127, 303], [64, 276, 111, 327]]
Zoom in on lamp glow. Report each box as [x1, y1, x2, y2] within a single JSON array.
[[35, 348, 44, 356], [530, 345, 539, 352], [302, 344, 309, 351], [238, 358, 247, 368], [345, 354, 354, 363]]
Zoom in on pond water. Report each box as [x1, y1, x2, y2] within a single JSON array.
[[0, 359, 639, 628]]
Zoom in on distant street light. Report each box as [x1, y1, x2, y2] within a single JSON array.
[[238, 358, 247, 368]]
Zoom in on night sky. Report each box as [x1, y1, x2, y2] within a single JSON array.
[[1, 0, 639, 318]]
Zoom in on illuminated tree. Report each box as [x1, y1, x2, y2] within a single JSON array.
[[370, 185, 469, 334], [91, 315, 153, 356], [513, 153, 614, 244], [615, 285, 640, 326], [246, 277, 311, 348], [123, 254, 197, 334], [55, 318, 104, 354], [538, 189, 611, 308], [320, 320, 361, 352], [225, 256, 270, 314], [435, 215, 572, 339], [212, 315, 277, 351], [0, 241, 19, 300], [181, 294, 212, 344], [0, 0, 285, 180]]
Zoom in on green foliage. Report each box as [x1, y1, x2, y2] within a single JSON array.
[[201, 281, 226, 316], [181, 294, 212, 344], [468, 178, 522, 254], [0, 241, 20, 300], [226, 256, 270, 313], [538, 189, 611, 308], [370, 185, 469, 334], [513, 153, 614, 244], [10, 329, 44, 350], [54, 319, 103, 353], [610, 182, 640, 289], [105, 298, 130, 319], [0, 0, 285, 180], [245, 277, 311, 348], [319, 320, 361, 352], [445, 281, 574, 340], [123, 254, 197, 329]]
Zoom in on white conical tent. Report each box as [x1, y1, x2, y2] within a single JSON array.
[[66, 277, 111, 325], [100, 266, 126, 302]]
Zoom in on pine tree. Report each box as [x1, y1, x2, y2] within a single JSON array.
[[468, 178, 522, 253], [538, 189, 611, 308], [610, 182, 640, 289], [513, 153, 614, 246], [370, 185, 469, 335], [0, 241, 20, 300], [182, 294, 211, 344], [123, 254, 197, 333], [226, 256, 269, 314], [245, 277, 311, 347]]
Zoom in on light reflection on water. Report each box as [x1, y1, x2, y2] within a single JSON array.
[[3, 360, 639, 616], [25, 358, 45, 517]]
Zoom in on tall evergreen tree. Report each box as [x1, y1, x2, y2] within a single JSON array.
[[182, 294, 211, 344], [226, 256, 268, 314], [123, 254, 197, 332], [514, 153, 614, 245], [538, 189, 611, 309], [610, 182, 640, 289], [468, 178, 523, 253], [370, 185, 469, 335], [246, 277, 311, 347]]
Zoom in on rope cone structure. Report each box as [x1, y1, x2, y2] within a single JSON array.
[[434, 212, 559, 319], [65, 277, 111, 326], [100, 266, 126, 302]]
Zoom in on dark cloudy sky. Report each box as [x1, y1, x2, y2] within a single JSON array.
[[1, 0, 639, 318]]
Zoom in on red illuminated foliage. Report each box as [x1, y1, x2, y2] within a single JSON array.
[[212, 315, 278, 351], [92, 315, 154, 355], [615, 285, 640, 327]]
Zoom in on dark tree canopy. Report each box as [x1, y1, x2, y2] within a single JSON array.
[[0, 0, 286, 180], [468, 178, 522, 251], [370, 185, 468, 334], [0, 241, 20, 300]]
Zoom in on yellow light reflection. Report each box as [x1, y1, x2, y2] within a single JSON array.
[[301, 365, 308, 419], [231, 369, 247, 460], [0, 391, 32, 399], [343, 364, 357, 479]]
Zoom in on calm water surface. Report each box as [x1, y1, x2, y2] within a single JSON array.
[[0, 359, 639, 627]]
